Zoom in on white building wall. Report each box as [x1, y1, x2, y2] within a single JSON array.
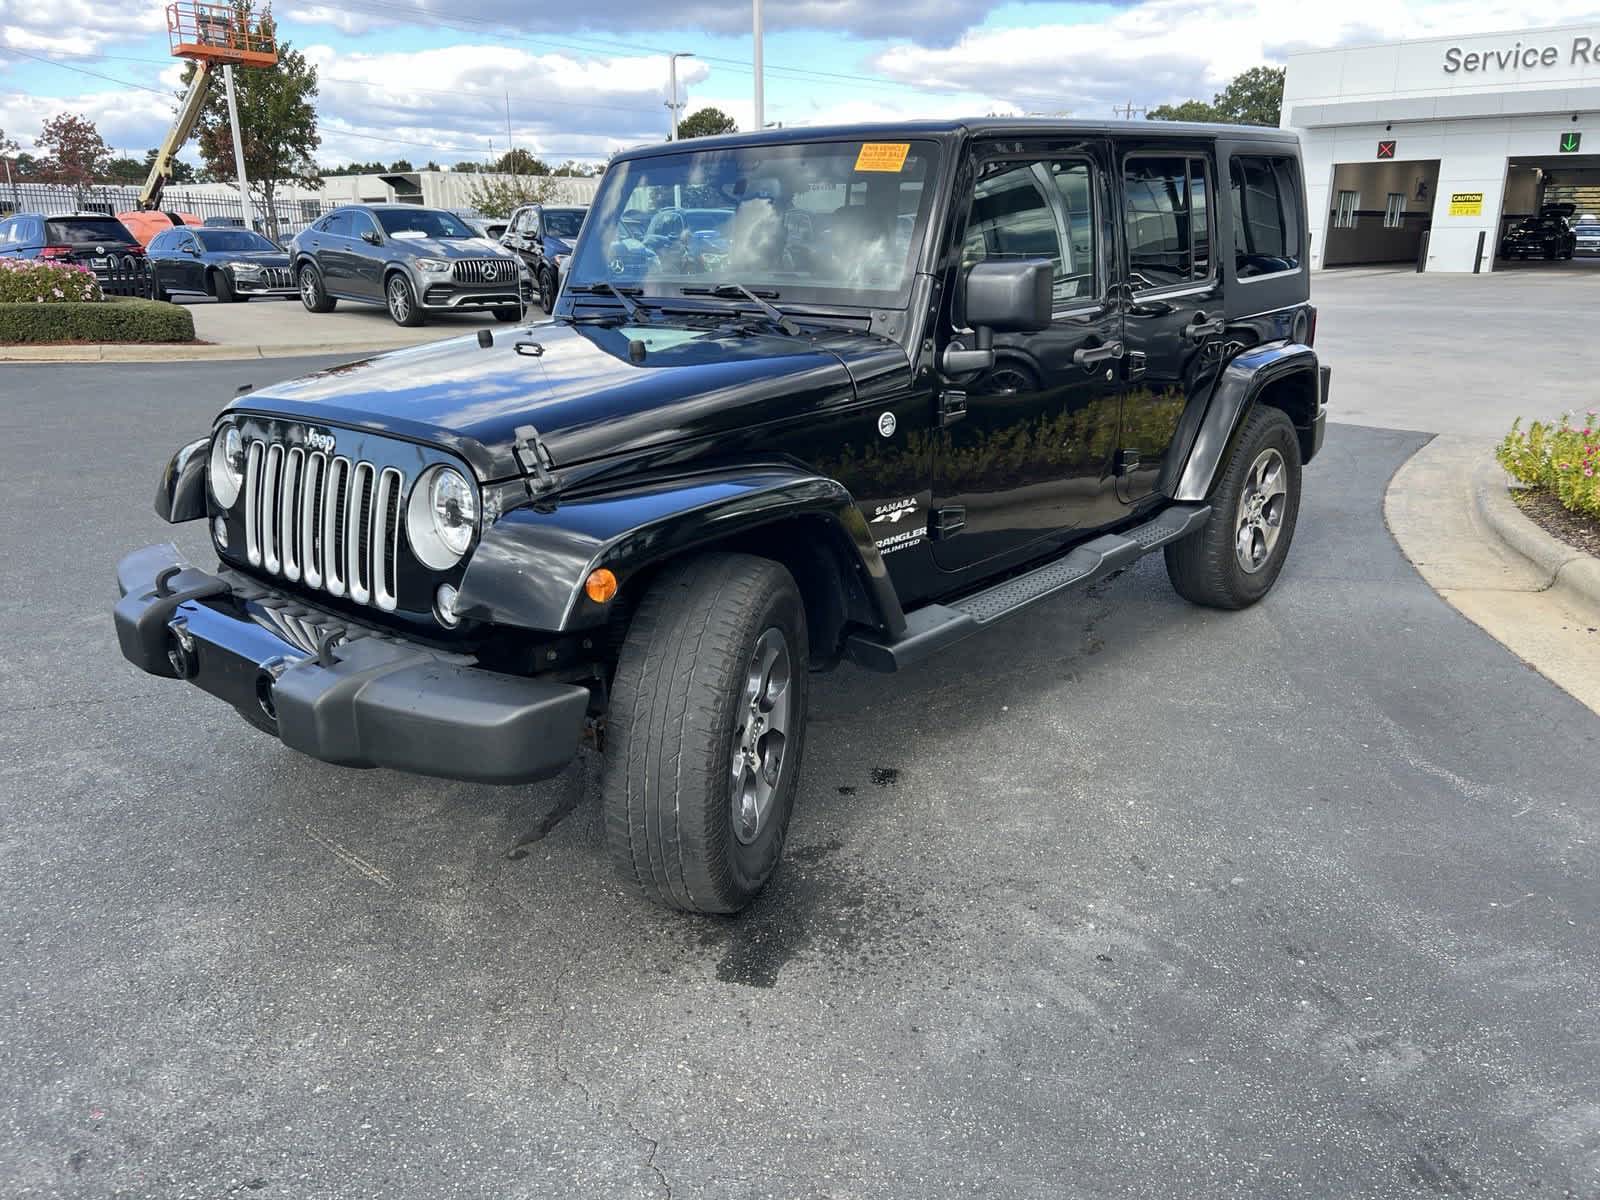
[[1285, 22, 1600, 272]]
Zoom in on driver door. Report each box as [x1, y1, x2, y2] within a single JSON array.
[[932, 140, 1125, 573]]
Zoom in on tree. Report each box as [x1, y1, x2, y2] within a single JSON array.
[[465, 174, 557, 219], [0, 127, 17, 157], [105, 156, 146, 183], [180, 6, 321, 237], [494, 148, 548, 175], [450, 160, 482, 173], [551, 159, 600, 177], [676, 107, 737, 139], [35, 113, 111, 200], [388, 158, 414, 172], [424, 160, 441, 171], [143, 147, 196, 184], [1147, 66, 1285, 127], [1212, 66, 1285, 126]]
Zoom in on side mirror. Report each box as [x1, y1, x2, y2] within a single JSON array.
[[361, 229, 382, 246], [943, 259, 1054, 375]]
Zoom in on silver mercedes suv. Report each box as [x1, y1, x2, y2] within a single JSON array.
[[289, 204, 532, 326]]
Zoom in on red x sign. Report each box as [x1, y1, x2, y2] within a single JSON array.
[[1377, 140, 1397, 159]]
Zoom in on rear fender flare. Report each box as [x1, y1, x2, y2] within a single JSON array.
[[1173, 342, 1321, 502], [456, 467, 905, 637]]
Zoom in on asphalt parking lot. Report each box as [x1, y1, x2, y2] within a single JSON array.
[[3, 273, 1599, 1198]]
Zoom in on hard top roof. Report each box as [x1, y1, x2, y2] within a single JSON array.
[[615, 117, 1300, 162]]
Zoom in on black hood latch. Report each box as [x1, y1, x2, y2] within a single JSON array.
[[513, 424, 558, 496]]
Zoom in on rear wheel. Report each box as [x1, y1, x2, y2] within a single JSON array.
[[1165, 405, 1302, 610], [297, 263, 335, 313], [603, 553, 810, 913], [385, 272, 424, 326], [539, 268, 558, 312]]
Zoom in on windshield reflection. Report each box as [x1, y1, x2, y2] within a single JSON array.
[[568, 139, 939, 307]]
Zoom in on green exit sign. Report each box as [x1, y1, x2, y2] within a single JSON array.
[[1560, 131, 1583, 153]]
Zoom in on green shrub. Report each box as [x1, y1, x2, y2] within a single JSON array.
[[0, 258, 103, 303], [1497, 413, 1600, 519], [0, 297, 195, 344]]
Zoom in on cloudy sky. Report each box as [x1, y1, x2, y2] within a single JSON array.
[[1, 0, 1598, 169]]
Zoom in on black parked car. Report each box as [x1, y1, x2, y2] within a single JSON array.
[[148, 226, 296, 302], [0, 211, 144, 273], [1499, 205, 1577, 260], [113, 119, 1328, 913], [502, 203, 587, 310], [288, 204, 530, 326]]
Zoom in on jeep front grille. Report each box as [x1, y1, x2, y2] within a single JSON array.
[[242, 440, 403, 612], [451, 257, 514, 284]]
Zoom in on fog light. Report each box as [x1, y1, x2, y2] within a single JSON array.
[[435, 582, 461, 627], [213, 515, 229, 548]]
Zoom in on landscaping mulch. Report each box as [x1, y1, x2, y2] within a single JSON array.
[[1513, 488, 1600, 559]]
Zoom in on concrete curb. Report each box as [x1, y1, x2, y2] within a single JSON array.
[[1473, 458, 1600, 610], [0, 339, 414, 364]]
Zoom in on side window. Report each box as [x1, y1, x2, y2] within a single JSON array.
[[348, 211, 377, 239], [324, 212, 352, 238], [962, 158, 1099, 307], [0, 219, 13, 247], [1231, 156, 1303, 278], [1122, 154, 1212, 290], [150, 231, 170, 252]]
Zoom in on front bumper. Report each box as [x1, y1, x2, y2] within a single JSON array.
[[113, 544, 590, 785], [419, 277, 534, 310]]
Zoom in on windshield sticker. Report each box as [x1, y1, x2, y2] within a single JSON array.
[[855, 142, 911, 173], [391, 230, 428, 239]]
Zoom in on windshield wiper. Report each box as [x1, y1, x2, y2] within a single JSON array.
[[568, 281, 649, 321], [680, 283, 801, 337]]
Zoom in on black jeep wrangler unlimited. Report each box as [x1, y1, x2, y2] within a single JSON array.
[[114, 120, 1327, 913]]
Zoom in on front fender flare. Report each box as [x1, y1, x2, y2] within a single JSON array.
[[1173, 342, 1320, 503], [156, 436, 209, 523], [456, 466, 905, 636]]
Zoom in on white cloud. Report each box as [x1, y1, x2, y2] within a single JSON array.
[[0, 0, 166, 54], [872, 0, 1600, 115]]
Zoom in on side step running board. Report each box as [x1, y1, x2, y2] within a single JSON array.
[[846, 503, 1211, 673]]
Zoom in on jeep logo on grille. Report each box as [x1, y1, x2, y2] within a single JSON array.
[[306, 430, 336, 454]]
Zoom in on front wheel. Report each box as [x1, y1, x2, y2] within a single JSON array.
[[602, 553, 810, 913], [298, 264, 335, 312], [212, 270, 237, 303], [492, 306, 522, 322], [1164, 405, 1302, 610], [385, 272, 424, 326]]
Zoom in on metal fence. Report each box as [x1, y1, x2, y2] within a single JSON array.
[[0, 181, 335, 241]]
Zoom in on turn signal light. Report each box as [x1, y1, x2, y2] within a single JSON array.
[[585, 568, 618, 604]]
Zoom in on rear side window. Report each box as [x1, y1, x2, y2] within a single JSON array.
[[323, 212, 353, 237], [1122, 155, 1212, 290], [46, 217, 137, 245], [1230, 156, 1302, 278]]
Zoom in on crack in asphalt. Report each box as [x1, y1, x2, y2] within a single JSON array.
[[548, 957, 674, 1199]]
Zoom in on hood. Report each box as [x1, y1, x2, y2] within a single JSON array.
[[229, 318, 909, 482], [391, 236, 514, 260], [543, 236, 573, 256], [208, 248, 289, 266]]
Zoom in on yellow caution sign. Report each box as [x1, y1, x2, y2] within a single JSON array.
[[855, 142, 911, 173], [1449, 192, 1484, 217]]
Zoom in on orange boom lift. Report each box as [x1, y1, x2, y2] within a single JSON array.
[[138, 2, 278, 212]]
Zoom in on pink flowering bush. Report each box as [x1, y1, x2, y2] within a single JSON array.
[[1497, 412, 1600, 519], [0, 258, 103, 304]]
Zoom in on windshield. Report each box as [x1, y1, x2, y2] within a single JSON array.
[[542, 209, 585, 238], [567, 138, 939, 307], [195, 229, 277, 252], [375, 208, 474, 239]]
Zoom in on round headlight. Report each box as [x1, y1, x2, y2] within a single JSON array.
[[407, 465, 478, 569], [209, 425, 245, 507]]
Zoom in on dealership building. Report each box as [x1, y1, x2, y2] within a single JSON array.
[[1282, 22, 1600, 271]]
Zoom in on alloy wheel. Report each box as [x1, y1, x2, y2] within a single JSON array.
[[299, 268, 318, 307], [730, 627, 793, 845], [1235, 446, 1288, 574], [387, 277, 411, 322]]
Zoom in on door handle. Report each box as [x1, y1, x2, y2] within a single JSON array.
[[1073, 340, 1124, 368], [1183, 313, 1227, 342]]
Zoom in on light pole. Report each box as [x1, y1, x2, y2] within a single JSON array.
[[668, 52, 695, 140], [752, 0, 764, 131]]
